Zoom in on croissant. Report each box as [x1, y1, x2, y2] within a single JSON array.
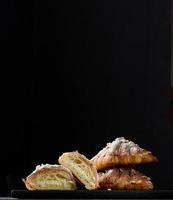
[[59, 151, 98, 190], [23, 164, 77, 190], [98, 168, 153, 190], [91, 137, 158, 171]]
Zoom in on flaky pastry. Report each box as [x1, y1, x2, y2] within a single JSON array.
[[91, 137, 158, 171], [59, 151, 98, 190], [98, 168, 153, 190], [23, 164, 77, 190]]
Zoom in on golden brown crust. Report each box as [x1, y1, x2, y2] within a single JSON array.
[[58, 151, 99, 190], [98, 168, 153, 190], [23, 164, 77, 190], [91, 137, 158, 171]]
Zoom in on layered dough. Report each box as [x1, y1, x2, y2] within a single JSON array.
[[23, 164, 77, 190], [23, 137, 157, 191], [98, 168, 153, 190], [59, 151, 98, 190], [91, 137, 158, 171]]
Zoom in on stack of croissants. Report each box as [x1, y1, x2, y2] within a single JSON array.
[[23, 137, 158, 190]]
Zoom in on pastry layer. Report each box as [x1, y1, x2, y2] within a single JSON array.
[[91, 137, 158, 170], [98, 168, 153, 190], [59, 151, 98, 190], [23, 164, 77, 190]]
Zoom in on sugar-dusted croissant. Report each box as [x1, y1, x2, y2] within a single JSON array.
[[91, 137, 158, 171], [23, 164, 77, 190], [98, 168, 153, 190], [58, 151, 99, 190]]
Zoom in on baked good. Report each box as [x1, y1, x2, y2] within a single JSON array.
[[23, 164, 77, 190], [98, 168, 153, 190], [58, 151, 98, 190], [91, 137, 158, 171]]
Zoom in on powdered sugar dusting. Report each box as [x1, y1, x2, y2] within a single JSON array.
[[94, 137, 143, 157], [27, 164, 72, 178]]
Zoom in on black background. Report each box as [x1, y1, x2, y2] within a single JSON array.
[[0, 0, 173, 195]]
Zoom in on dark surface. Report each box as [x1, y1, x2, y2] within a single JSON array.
[[11, 189, 173, 199], [0, 0, 173, 194]]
